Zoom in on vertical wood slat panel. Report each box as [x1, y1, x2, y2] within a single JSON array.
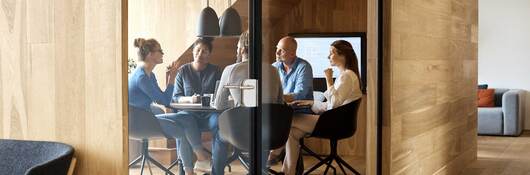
[[383, 0, 478, 174], [26, 0, 52, 43], [0, 0, 125, 174], [54, 0, 88, 174], [365, 0, 378, 173], [85, 0, 124, 174], [28, 43, 56, 140]]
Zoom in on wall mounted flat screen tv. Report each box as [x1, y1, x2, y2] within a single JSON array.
[[290, 33, 367, 93]]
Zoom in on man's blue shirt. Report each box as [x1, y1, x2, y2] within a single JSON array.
[[272, 57, 314, 100]]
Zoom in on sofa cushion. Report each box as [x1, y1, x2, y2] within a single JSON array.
[[478, 89, 495, 107], [478, 107, 503, 135]]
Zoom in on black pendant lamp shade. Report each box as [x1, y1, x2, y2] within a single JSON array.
[[197, 6, 220, 37], [219, 7, 242, 37]]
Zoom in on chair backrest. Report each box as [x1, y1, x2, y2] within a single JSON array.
[[218, 103, 293, 151], [262, 104, 294, 149], [311, 99, 362, 139], [218, 106, 251, 151], [0, 139, 74, 175], [128, 105, 169, 140]]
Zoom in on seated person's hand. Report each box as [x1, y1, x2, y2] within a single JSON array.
[[288, 100, 314, 108], [177, 94, 201, 103], [191, 95, 201, 103], [283, 94, 295, 103]]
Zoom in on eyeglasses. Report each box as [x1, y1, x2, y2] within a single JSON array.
[[154, 49, 164, 54]]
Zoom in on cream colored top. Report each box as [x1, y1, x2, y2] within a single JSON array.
[[213, 61, 284, 110], [311, 69, 362, 114]]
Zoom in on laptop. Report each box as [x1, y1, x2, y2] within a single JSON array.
[[210, 80, 220, 105]]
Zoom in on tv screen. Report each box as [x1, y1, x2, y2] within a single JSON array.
[[290, 33, 366, 93]]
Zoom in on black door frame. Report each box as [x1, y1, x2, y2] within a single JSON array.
[[249, 0, 263, 174], [377, 0, 384, 174]]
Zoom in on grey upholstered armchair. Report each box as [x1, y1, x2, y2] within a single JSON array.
[[478, 88, 525, 136], [0, 139, 75, 175]]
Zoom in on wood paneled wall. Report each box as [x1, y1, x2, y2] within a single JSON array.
[[266, 0, 368, 157], [382, 0, 478, 174], [366, 0, 378, 174], [0, 0, 126, 175]]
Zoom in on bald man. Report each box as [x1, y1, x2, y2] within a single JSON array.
[[272, 36, 314, 102]]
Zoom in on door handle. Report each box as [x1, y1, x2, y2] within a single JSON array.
[[223, 85, 255, 90], [223, 79, 258, 107]]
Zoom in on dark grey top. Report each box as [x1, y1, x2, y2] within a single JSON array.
[[173, 63, 221, 102]]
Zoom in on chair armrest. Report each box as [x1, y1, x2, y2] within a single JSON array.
[[502, 89, 524, 135]]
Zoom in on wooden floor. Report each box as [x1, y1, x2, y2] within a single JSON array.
[[130, 131, 530, 175], [129, 155, 365, 175], [460, 131, 530, 175]]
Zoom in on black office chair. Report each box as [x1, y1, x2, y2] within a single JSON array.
[[297, 99, 362, 175], [0, 139, 75, 175], [129, 105, 186, 175], [219, 103, 293, 174]]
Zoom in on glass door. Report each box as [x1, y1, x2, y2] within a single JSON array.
[[127, 0, 259, 174]]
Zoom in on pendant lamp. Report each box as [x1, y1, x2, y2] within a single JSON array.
[[219, 0, 242, 37], [197, 0, 220, 37]]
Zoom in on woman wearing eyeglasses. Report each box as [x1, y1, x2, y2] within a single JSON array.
[[128, 38, 209, 175], [129, 38, 179, 113]]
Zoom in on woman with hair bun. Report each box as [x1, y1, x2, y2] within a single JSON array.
[[128, 38, 210, 175], [129, 38, 179, 110]]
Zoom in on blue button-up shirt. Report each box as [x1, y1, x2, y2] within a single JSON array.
[[272, 57, 314, 100]]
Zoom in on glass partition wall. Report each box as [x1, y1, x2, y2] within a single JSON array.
[[127, 0, 261, 174], [127, 0, 371, 174]]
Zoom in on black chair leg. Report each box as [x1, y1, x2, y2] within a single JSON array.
[[129, 155, 143, 167], [133, 140, 177, 175], [304, 156, 333, 175], [147, 156, 175, 175], [140, 155, 147, 175], [323, 158, 332, 175], [226, 148, 241, 172], [335, 158, 347, 175], [295, 153, 304, 175], [301, 138, 366, 175], [299, 138, 338, 175], [300, 144, 325, 162], [268, 168, 283, 175], [238, 154, 250, 171], [179, 162, 185, 175], [336, 156, 360, 175], [166, 159, 184, 175]]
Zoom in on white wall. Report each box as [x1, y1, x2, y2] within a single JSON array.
[[479, 0, 530, 130]]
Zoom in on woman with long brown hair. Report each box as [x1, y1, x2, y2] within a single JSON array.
[[281, 40, 363, 175]]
